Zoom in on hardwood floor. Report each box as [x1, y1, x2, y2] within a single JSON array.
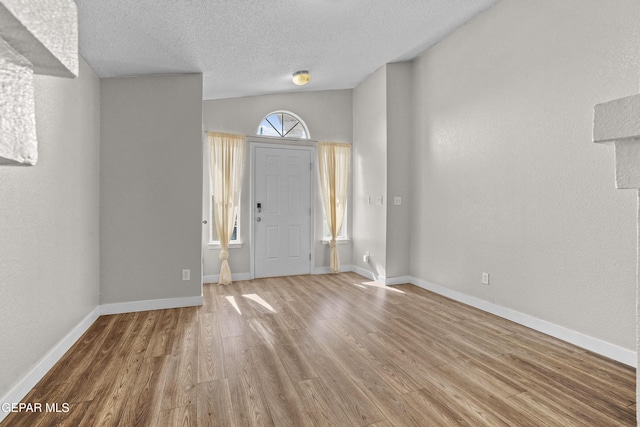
[[2, 272, 635, 426]]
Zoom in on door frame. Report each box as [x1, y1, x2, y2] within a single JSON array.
[[249, 138, 317, 279]]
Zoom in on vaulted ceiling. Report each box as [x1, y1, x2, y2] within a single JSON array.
[[76, 0, 497, 100]]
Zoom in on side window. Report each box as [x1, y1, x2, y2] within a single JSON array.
[[322, 208, 347, 240], [210, 194, 239, 243]]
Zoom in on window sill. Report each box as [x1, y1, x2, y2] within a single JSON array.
[[321, 238, 350, 245], [208, 241, 243, 250]]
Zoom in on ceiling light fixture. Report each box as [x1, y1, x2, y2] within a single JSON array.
[[292, 70, 310, 86]]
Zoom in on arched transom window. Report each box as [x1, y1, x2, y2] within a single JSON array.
[[257, 111, 310, 139]]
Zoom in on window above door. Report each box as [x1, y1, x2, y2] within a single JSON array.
[[257, 111, 310, 139]]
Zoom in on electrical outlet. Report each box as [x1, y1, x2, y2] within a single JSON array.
[[182, 269, 191, 281], [482, 272, 489, 285]]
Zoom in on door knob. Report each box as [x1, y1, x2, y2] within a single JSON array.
[[256, 217, 261, 222], [202, 220, 208, 224]]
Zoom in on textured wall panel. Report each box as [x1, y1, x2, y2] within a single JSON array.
[[0, 0, 77, 165]]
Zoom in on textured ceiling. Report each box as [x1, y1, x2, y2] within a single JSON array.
[[76, 0, 498, 100]]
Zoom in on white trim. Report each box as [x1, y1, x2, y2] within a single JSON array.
[[203, 272, 252, 284], [328, 265, 635, 366], [1, 273, 633, 427], [313, 264, 355, 275], [100, 295, 203, 315], [345, 268, 410, 286], [320, 238, 350, 245], [407, 276, 636, 367], [0, 293, 205, 423], [0, 306, 101, 424], [207, 241, 243, 250], [2, 271, 632, 425], [249, 135, 317, 146], [383, 275, 413, 286], [349, 264, 391, 284]]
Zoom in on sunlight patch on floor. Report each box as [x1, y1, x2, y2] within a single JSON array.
[[243, 294, 277, 312], [225, 295, 242, 314]]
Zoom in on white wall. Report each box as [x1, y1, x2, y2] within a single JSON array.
[[352, 66, 388, 278], [409, 0, 639, 350], [0, 58, 100, 397], [386, 62, 413, 278], [352, 63, 414, 281], [202, 90, 353, 278], [100, 74, 203, 304]]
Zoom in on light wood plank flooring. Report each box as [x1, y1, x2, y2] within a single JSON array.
[[1, 272, 635, 426]]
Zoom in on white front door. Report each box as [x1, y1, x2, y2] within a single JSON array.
[[253, 145, 312, 278]]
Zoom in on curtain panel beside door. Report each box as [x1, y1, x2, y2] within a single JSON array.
[[318, 142, 350, 274], [208, 132, 245, 285]]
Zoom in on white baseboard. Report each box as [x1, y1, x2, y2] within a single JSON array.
[[349, 265, 387, 283], [0, 293, 205, 423], [349, 264, 374, 280], [203, 272, 252, 284], [313, 265, 355, 275], [346, 266, 413, 287], [2, 269, 633, 424], [100, 295, 203, 315], [382, 275, 413, 286], [337, 266, 635, 366], [407, 276, 636, 367], [0, 306, 101, 424], [98, 274, 640, 367]]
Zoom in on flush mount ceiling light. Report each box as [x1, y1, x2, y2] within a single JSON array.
[[292, 70, 310, 86]]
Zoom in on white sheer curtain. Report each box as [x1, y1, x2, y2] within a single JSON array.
[[318, 142, 350, 273], [208, 132, 245, 285]]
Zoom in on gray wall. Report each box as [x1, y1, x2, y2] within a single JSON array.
[[352, 63, 414, 280], [100, 74, 203, 303], [0, 58, 100, 397], [385, 62, 413, 278], [352, 66, 388, 278], [409, 0, 639, 349], [202, 90, 353, 277]]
